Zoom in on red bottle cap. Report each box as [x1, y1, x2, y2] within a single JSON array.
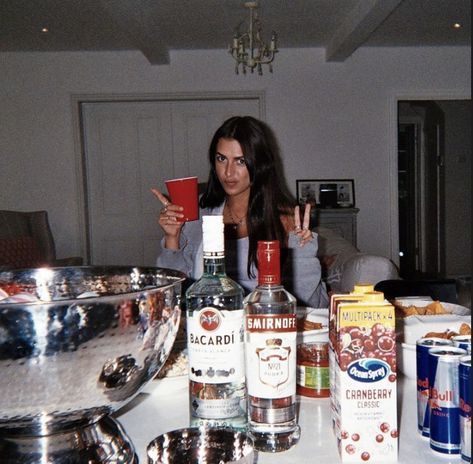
[[257, 240, 281, 285]]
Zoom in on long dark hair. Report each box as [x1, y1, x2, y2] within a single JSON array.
[[200, 116, 296, 277]]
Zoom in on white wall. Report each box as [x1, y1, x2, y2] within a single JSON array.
[[0, 47, 470, 265]]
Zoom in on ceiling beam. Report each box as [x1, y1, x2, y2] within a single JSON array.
[[325, 0, 403, 62], [135, 46, 170, 66], [100, 0, 169, 65]]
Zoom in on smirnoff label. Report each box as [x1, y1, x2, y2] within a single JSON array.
[[187, 307, 244, 384], [245, 314, 297, 398], [246, 314, 297, 332]]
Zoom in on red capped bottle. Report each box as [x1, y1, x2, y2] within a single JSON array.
[[243, 240, 300, 452]]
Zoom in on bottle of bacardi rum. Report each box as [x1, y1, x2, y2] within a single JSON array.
[[244, 240, 300, 452], [185, 215, 246, 429]]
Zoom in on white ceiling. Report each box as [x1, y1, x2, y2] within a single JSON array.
[[1, 0, 470, 64]]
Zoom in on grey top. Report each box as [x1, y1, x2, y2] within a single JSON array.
[[156, 203, 329, 308]]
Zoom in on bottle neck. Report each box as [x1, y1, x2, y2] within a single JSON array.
[[257, 241, 281, 286], [258, 276, 281, 286], [256, 282, 283, 290], [258, 266, 281, 286], [203, 254, 226, 275]]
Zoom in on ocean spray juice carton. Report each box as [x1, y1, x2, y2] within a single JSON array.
[[328, 285, 376, 429], [333, 297, 398, 462]]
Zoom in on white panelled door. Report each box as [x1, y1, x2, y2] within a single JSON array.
[[81, 98, 260, 266]]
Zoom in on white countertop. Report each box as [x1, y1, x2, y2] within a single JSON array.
[[114, 375, 462, 464]]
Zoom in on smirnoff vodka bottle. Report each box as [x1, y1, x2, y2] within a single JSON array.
[[185, 215, 246, 429], [244, 240, 300, 452]]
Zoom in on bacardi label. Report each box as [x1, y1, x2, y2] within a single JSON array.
[[187, 307, 244, 383]]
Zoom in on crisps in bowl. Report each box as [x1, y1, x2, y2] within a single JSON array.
[[395, 301, 471, 344]]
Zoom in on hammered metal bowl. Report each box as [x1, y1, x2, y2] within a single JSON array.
[[147, 427, 254, 464], [0, 266, 185, 436]]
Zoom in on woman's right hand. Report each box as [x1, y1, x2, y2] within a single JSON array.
[[151, 188, 184, 250]]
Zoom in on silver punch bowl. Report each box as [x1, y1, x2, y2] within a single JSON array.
[[0, 266, 186, 463]]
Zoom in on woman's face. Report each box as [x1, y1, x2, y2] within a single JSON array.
[[215, 138, 251, 199]]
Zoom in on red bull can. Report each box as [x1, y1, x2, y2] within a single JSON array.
[[459, 355, 471, 463], [428, 346, 468, 455], [452, 335, 471, 354], [416, 337, 453, 437]]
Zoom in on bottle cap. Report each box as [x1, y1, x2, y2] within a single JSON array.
[[351, 283, 375, 294], [202, 215, 224, 255], [362, 291, 385, 302], [257, 240, 281, 285]]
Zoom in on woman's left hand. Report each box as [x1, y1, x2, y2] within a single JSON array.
[[294, 203, 313, 247]]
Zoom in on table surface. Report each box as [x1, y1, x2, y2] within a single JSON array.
[[115, 375, 463, 464]]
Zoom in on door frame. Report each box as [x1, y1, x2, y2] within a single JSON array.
[[387, 90, 470, 268], [398, 117, 423, 274], [71, 91, 266, 263]]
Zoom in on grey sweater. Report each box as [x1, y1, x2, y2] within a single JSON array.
[[156, 203, 328, 308]]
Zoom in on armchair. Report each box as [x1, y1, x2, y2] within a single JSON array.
[[315, 226, 399, 293], [0, 210, 83, 269]]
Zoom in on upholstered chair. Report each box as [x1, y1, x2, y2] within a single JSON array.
[[0, 210, 83, 269]]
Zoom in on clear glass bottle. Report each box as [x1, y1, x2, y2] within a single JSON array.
[[243, 240, 300, 452], [185, 215, 246, 430]]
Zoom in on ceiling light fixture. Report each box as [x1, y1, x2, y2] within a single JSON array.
[[41, 27, 49, 33], [229, 1, 278, 75], [452, 22, 462, 29]]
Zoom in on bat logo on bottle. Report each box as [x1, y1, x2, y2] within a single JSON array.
[[199, 308, 221, 331]]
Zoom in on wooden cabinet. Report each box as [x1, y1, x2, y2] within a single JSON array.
[[312, 208, 359, 247]]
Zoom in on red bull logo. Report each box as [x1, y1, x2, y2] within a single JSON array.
[[417, 377, 428, 389], [430, 387, 454, 404]]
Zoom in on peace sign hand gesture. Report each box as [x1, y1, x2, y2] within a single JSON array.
[[294, 203, 313, 247]]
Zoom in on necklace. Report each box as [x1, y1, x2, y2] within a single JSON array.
[[226, 203, 246, 230]]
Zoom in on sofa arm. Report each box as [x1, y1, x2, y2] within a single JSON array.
[[327, 253, 399, 293], [340, 254, 399, 293]]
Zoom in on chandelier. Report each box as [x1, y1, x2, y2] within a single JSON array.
[[229, 2, 278, 75]]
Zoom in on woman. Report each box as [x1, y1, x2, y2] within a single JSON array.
[[153, 116, 328, 308]]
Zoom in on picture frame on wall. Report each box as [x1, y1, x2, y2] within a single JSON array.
[[296, 179, 355, 208]]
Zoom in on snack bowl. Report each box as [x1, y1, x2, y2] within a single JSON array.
[[305, 307, 329, 323], [146, 427, 254, 464], [297, 307, 329, 342], [395, 301, 471, 344], [394, 296, 433, 307]]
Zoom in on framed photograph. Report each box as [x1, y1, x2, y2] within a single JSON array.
[[296, 179, 355, 208]]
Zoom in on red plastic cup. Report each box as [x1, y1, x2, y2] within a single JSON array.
[[165, 176, 199, 222]]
